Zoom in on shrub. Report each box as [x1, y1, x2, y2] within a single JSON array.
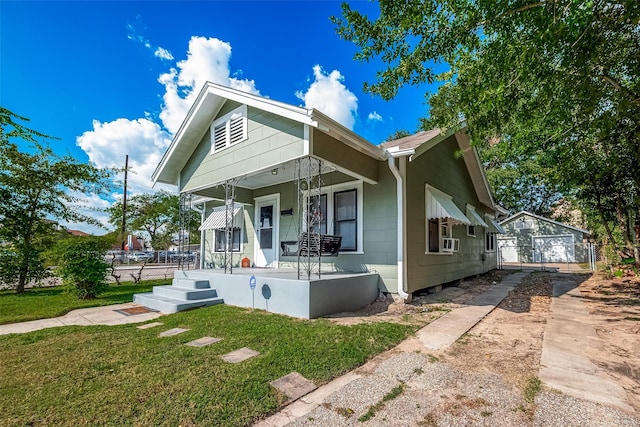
[[54, 237, 111, 299]]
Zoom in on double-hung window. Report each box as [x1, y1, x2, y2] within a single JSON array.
[[303, 181, 362, 253], [215, 228, 241, 252], [485, 232, 496, 252], [334, 189, 357, 251], [200, 205, 243, 253], [210, 105, 248, 153]]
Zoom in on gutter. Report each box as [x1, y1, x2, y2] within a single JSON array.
[[387, 155, 410, 301]]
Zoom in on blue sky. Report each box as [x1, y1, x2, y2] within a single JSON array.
[[1, 1, 441, 233]]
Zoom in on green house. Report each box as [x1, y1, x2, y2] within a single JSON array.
[[137, 83, 504, 318]]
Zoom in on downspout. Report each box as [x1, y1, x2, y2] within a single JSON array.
[[387, 156, 410, 301]]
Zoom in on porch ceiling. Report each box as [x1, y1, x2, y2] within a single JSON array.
[[187, 156, 365, 202]]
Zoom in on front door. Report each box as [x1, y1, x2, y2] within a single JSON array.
[[254, 194, 279, 267]]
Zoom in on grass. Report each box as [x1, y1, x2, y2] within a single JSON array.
[[523, 376, 543, 404], [0, 304, 415, 426], [358, 383, 406, 422], [0, 280, 164, 325]]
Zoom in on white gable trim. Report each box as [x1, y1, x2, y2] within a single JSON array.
[[153, 82, 386, 186], [500, 211, 590, 235]]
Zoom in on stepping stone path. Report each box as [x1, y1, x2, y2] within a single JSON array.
[[186, 337, 222, 347], [221, 347, 260, 363], [270, 372, 317, 402], [137, 322, 163, 330], [159, 327, 189, 337]]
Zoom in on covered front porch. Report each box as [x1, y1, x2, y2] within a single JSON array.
[[187, 151, 379, 281], [134, 267, 381, 319]]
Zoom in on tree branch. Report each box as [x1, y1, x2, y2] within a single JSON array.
[[479, 1, 550, 27], [597, 72, 640, 107]]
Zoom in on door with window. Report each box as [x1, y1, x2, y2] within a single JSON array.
[[254, 195, 279, 267]]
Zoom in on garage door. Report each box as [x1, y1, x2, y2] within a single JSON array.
[[498, 237, 518, 263], [533, 235, 575, 263]]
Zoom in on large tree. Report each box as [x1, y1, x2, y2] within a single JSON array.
[[108, 191, 200, 250], [0, 107, 113, 293], [334, 0, 640, 260]]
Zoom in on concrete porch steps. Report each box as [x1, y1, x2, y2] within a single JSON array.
[[133, 278, 224, 313]]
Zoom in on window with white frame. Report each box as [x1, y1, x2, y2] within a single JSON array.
[[467, 225, 476, 237], [214, 228, 241, 252], [303, 181, 363, 252], [485, 232, 496, 252], [205, 205, 244, 252], [427, 218, 459, 253], [514, 219, 533, 230], [334, 189, 357, 251], [210, 105, 248, 153]]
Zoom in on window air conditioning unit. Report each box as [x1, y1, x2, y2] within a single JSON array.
[[442, 238, 460, 252]]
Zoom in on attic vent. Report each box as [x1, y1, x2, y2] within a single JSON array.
[[213, 124, 227, 151], [210, 105, 248, 154], [229, 116, 245, 145]]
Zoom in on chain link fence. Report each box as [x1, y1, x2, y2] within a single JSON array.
[[105, 250, 201, 282], [497, 241, 597, 272]]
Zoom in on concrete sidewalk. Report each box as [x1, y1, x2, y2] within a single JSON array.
[[539, 280, 633, 413], [256, 272, 527, 427], [0, 303, 163, 335], [416, 272, 526, 350]]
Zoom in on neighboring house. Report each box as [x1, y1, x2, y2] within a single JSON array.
[[498, 211, 591, 263], [137, 82, 504, 318], [111, 236, 145, 251], [66, 229, 90, 237]]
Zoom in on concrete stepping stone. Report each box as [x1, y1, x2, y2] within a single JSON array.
[[186, 337, 222, 347], [137, 322, 163, 330], [221, 347, 259, 363], [270, 372, 317, 402], [159, 327, 189, 337]]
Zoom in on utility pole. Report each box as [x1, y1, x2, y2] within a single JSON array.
[[121, 154, 128, 250]]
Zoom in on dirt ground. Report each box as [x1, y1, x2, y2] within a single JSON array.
[[325, 268, 640, 419]]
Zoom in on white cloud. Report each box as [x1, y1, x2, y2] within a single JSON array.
[[367, 111, 383, 122], [128, 17, 173, 62], [77, 118, 172, 195], [295, 65, 358, 130], [158, 36, 260, 134], [58, 192, 114, 235], [154, 47, 174, 61], [75, 36, 261, 233]]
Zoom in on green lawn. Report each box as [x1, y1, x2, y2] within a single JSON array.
[[0, 280, 165, 325], [0, 304, 414, 426]]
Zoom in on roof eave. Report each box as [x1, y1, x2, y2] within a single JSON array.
[[152, 82, 317, 186], [500, 210, 591, 234], [310, 110, 387, 161]]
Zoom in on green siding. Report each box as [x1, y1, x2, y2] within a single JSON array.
[[248, 163, 398, 291], [404, 135, 496, 293], [500, 213, 586, 263], [312, 129, 379, 183], [180, 103, 306, 193], [502, 214, 584, 240]]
